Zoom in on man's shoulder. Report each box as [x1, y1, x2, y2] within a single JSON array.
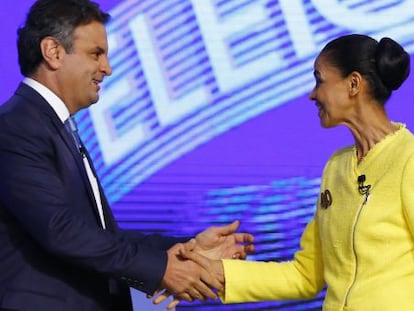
[[0, 85, 49, 136], [1, 83, 34, 112]]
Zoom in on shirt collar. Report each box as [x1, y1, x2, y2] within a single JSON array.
[[23, 77, 70, 123]]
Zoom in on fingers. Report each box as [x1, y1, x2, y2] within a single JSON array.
[[153, 290, 171, 305], [183, 238, 197, 252], [152, 291, 184, 310], [232, 252, 241, 259], [176, 252, 221, 299], [218, 241, 255, 260], [236, 244, 255, 259], [171, 287, 206, 302], [187, 287, 207, 302], [166, 298, 181, 310], [192, 276, 218, 300], [159, 291, 192, 303], [195, 256, 223, 290], [176, 292, 194, 302], [212, 220, 240, 237], [246, 244, 255, 253], [227, 243, 255, 259], [162, 244, 221, 303], [179, 248, 210, 269], [233, 232, 255, 244], [147, 287, 162, 299], [178, 249, 223, 295]]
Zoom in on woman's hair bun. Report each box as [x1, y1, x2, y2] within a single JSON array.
[[375, 37, 410, 91]]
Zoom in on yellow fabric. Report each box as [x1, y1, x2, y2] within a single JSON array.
[[222, 124, 414, 310]]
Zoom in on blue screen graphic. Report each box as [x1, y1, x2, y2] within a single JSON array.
[[1, 1, 414, 310]]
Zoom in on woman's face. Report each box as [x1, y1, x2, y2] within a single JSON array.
[[309, 54, 354, 128]]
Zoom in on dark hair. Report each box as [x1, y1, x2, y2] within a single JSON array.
[[321, 34, 410, 104], [17, 0, 110, 76]]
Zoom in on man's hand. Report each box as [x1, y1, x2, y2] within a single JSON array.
[[152, 221, 254, 309], [180, 246, 224, 289], [194, 220, 254, 260], [154, 244, 225, 310], [159, 240, 223, 304]]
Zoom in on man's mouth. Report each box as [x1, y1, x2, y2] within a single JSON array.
[[92, 79, 102, 91]]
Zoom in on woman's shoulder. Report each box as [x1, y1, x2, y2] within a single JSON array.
[[328, 145, 355, 161]]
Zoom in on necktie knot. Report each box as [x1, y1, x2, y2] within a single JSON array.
[[65, 116, 78, 133], [64, 116, 83, 152]]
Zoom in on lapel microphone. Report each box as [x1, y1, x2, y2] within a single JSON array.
[[357, 174, 371, 196]]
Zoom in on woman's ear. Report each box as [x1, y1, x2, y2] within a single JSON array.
[[349, 71, 362, 96]]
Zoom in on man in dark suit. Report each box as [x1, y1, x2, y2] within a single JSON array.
[[0, 1, 254, 310]]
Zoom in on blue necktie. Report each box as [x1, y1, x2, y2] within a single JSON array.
[[64, 117, 107, 229], [64, 116, 83, 155]]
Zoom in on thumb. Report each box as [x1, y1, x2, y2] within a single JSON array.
[[216, 220, 240, 236], [183, 238, 196, 252]]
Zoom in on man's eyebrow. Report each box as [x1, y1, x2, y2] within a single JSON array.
[[93, 46, 106, 54]]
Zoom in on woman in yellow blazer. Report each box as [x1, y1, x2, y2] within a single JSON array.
[[156, 34, 414, 311]]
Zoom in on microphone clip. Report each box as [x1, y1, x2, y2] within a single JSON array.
[[358, 174, 371, 196]]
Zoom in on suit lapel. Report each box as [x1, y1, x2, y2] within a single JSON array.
[[54, 118, 106, 229], [16, 83, 109, 229], [81, 144, 117, 232]]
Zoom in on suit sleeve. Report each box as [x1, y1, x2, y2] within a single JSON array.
[[119, 230, 189, 250], [0, 115, 172, 295]]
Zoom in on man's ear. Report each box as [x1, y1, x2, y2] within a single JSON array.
[[39, 36, 64, 70], [349, 71, 362, 96]]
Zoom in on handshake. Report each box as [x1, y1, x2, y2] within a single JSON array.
[[150, 220, 254, 309]]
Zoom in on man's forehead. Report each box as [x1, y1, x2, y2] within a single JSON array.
[[72, 23, 108, 47]]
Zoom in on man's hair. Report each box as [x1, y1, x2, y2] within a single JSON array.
[[17, 0, 110, 76]]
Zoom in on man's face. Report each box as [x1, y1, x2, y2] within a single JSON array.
[[58, 21, 112, 114]]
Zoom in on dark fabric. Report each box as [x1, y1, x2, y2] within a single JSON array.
[[0, 83, 182, 310]]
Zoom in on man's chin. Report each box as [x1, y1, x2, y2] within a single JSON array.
[[89, 95, 100, 105]]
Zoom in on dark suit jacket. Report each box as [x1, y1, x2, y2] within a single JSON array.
[[0, 83, 184, 311]]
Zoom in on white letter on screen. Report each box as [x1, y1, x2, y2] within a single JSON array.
[[312, 0, 414, 31], [191, 0, 282, 93], [129, 14, 209, 126], [279, 0, 316, 58], [90, 78, 146, 165]]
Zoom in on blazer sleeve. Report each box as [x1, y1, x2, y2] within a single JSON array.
[[119, 229, 189, 250], [220, 218, 325, 303], [0, 113, 171, 295]]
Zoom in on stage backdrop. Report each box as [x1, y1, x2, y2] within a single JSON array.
[[1, 1, 414, 310]]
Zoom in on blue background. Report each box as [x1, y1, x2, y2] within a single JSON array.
[[1, 1, 414, 310]]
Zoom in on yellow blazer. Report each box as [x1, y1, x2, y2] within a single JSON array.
[[222, 124, 414, 311]]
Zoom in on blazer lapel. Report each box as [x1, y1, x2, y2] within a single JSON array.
[[16, 83, 106, 228], [56, 120, 107, 229], [81, 144, 117, 232]]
